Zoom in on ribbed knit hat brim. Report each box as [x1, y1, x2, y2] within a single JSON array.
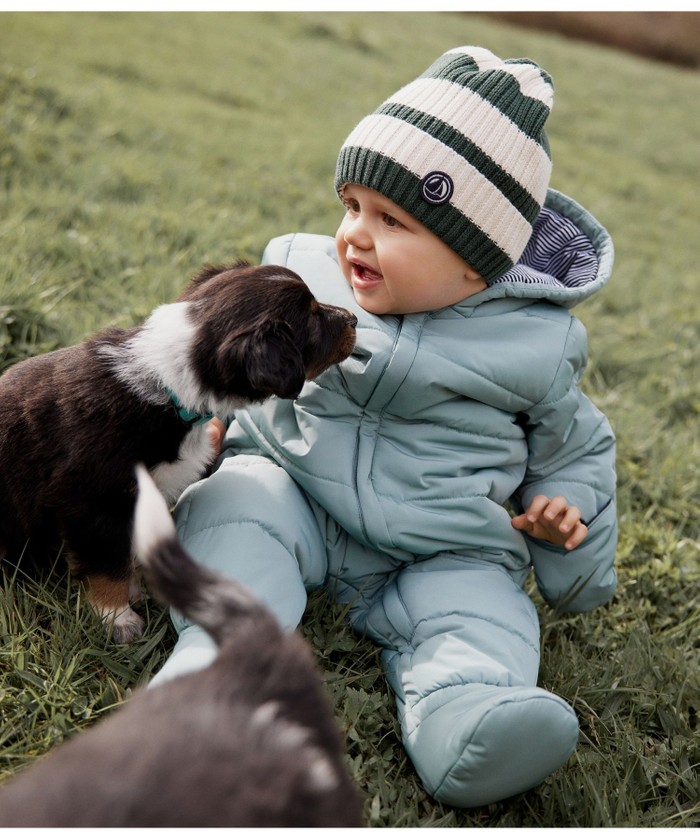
[[335, 46, 554, 283]]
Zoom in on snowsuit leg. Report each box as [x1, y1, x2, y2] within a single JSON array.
[[151, 454, 578, 808], [151, 453, 327, 686], [356, 555, 580, 808]]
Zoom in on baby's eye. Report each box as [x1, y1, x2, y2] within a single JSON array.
[[383, 213, 402, 228], [344, 198, 360, 214]]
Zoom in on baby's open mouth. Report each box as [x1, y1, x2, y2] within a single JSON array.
[[351, 261, 383, 286]]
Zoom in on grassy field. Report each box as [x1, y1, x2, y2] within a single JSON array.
[[0, 11, 698, 829]]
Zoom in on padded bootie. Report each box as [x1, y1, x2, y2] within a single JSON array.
[[404, 683, 579, 808]]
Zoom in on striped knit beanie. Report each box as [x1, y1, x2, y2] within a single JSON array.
[[335, 46, 554, 283]]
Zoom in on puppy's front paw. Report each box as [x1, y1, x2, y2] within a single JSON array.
[[109, 606, 145, 644], [87, 575, 145, 643]]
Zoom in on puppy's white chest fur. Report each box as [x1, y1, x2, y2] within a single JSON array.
[[151, 425, 215, 505], [100, 301, 237, 508]]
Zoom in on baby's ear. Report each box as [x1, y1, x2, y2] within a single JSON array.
[[236, 320, 306, 400]]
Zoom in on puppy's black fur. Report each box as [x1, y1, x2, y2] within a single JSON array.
[[0, 467, 364, 827], [0, 263, 356, 641]]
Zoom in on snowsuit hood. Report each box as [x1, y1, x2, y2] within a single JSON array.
[[467, 188, 614, 307]]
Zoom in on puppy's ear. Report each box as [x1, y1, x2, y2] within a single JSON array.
[[220, 320, 306, 400], [249, 320, 307, 399]]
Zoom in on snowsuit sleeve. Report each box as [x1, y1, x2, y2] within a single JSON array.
[[514, 316, 617, 612]]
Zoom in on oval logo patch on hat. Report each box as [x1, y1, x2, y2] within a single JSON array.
[[420, 171, 454, 205]]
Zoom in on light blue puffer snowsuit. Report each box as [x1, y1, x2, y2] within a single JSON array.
[[154, 188, 617, 808]]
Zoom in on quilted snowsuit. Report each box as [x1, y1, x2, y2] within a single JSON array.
[[154, 188, 618, 808]]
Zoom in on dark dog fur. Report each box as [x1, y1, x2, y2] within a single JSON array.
[[0, 262, 356, 641], [0, 467, 364, 827]]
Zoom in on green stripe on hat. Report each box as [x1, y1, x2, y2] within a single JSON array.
[[418, 51, 481, 83], [336, 146, 513, 282]]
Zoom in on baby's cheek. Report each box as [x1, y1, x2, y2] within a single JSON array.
[[335, 248, 353, 286]]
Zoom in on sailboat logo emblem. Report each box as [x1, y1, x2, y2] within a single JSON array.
[[420, 172, 454, 206]]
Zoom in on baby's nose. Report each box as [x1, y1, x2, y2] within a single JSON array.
[[344, 218, 371, 249]]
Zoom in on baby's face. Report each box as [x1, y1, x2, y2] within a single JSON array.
[[335, 184, 485, 315]]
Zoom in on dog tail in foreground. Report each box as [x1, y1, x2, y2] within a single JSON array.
[[133, 464, 261, 647], [132, 465, 365, 829]]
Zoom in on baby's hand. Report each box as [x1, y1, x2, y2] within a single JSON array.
[[206, 417, 226, 463], [511, 495, 588, 550]]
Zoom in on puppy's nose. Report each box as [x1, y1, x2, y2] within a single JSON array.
[[327, 304, 357, 328]]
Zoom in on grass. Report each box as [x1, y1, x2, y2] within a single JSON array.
[[0, 10, 698, 828]]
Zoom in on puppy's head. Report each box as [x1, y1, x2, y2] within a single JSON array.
[[180, 263, 357, 401]]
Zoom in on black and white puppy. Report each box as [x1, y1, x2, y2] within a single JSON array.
[[0, 262, 357, 641], [0, 466, 364, 827]]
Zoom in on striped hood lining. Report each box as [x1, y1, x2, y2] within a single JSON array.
[[494, 206, 599, 290]]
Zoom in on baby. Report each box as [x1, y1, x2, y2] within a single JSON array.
[[153, 46, 617, 809]]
